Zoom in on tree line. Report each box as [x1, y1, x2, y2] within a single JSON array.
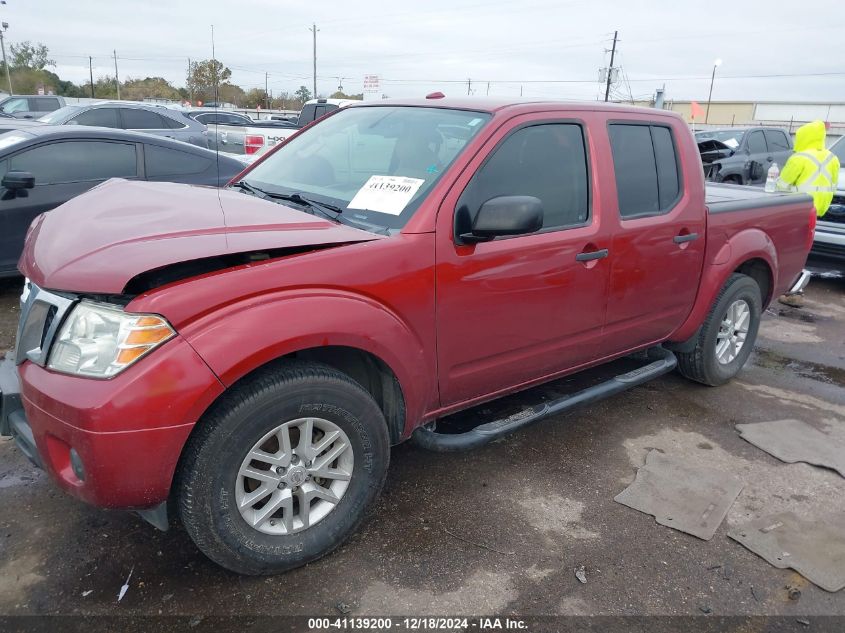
[[2, 41, 363, 109]]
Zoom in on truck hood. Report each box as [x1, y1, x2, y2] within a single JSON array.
[[20, 179, 384, 294]]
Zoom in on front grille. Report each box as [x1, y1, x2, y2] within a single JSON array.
[[15, 284, 76, 367]]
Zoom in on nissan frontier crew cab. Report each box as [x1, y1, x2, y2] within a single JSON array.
[[0, 97, 815, 575]]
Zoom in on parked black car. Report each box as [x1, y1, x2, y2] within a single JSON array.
[[696, 126, 793, 185], [0, 126, 245, 277]]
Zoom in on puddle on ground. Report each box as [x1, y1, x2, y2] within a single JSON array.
[[752, 348, 845, 387]]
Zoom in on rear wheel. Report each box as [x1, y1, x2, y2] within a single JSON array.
[[676, 273, 762, 386], [176, 361, 390, 575]]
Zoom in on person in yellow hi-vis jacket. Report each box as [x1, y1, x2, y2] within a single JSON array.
[[776, 120, 840, 307], [777, 120, 840, 215]]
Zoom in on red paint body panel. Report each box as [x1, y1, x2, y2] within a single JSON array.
[[669, 201, 812, 343], [12, 98, 814, 511], [19, 337, 224, 507], [20, 178, 382, 294], [130, 235, 438, 429]]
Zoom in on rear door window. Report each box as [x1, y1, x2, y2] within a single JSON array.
[[8, 141, 137, 184], [764, 129, 790, 152], [32, 98, 60, 112], [121, 108, 169, 130], [71, 108, 121, 128], [746, 130, 767, 155], [160, 113, 187, 129], [145, 144, 211, 177], [609, 123, 682, 218]]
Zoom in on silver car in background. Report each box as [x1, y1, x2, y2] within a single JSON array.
[[38, 103, 208, 148]]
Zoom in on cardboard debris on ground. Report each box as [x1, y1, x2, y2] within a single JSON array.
[[736, 419, 845, 478], [614, 449, 743, 540], [729, 512, 845, 592]]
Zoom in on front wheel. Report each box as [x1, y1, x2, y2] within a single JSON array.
[[676, 273, 762, 386], [176, 361, 390, 575]]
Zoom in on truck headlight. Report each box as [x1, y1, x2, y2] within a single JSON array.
[[47, 301, 175, 378]]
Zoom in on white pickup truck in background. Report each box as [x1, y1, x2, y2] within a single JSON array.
[[196, 98, 357, 157]]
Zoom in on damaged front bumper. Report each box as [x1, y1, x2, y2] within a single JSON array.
[[0, 353, 41, 468]]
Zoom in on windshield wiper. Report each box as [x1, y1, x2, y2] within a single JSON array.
[[269, 192, 344, 221], [233, 183, 346, 224], [231, 180, 269, 199]]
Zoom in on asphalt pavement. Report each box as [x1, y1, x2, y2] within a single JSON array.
[[0, 272, 843, 623]]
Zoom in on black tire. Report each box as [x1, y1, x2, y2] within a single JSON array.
[[676, 273, 762, 386], [176, 361, 390, 575]]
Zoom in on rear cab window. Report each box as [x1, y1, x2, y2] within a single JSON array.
[[764, 129, 791, 151], [608, 122, 682, 218]]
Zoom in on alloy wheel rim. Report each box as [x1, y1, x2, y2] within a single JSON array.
[[235, 417, 354, 535], [715, 299, 750, 365]]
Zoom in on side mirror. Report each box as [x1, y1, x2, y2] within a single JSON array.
[[3, 171, 35, 190], [460, 196, 543, 244]]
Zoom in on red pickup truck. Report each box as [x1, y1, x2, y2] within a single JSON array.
[[0, 97, 814, 575]]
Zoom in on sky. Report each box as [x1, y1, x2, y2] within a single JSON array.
[[5, 0, 844, 103]]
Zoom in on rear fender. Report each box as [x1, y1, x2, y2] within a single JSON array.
[[181, 289, 432, 429], [670, 228, 776, 343]]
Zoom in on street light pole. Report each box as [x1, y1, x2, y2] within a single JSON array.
[[705, 58, 722, 124], [309, 23, 318, 99], [0, 23, 12, 96]]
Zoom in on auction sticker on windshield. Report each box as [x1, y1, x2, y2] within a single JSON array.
[[348, 175, 425, 215]]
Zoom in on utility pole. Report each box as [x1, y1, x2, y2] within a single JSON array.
[[265, 71, 269, 109], [466, 78, 471, 95], [89, 56, 94, 98], [486, 81, 490, 96], [0, 22, 11, 96], [604, 30, 618, 102], [705, 58, 722, 124], [309, 23, 318, 98], [113, 50, 120, 100]]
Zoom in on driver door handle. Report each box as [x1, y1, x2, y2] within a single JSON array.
[[575, 248, 609, 262]]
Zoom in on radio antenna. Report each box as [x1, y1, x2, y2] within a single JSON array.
[[211, 24, 220, 186]]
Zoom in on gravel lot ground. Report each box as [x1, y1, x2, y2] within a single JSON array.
[[0, 270, 843, 625]]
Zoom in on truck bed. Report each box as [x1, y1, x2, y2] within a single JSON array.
[[705, 182, 805, 214], [704, 182, 814, 300]]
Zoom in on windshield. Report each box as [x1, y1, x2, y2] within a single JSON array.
[[242, 106, 491, 233], [37, 105, 80, 123], [695, 129, 745, 148]]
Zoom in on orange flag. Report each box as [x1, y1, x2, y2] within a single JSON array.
[[690, 101, 705, 120]]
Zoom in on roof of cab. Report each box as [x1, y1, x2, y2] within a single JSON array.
[[348, 96, 684, 119]]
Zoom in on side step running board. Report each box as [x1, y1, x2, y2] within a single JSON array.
[[412, 347, 677, 453]]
